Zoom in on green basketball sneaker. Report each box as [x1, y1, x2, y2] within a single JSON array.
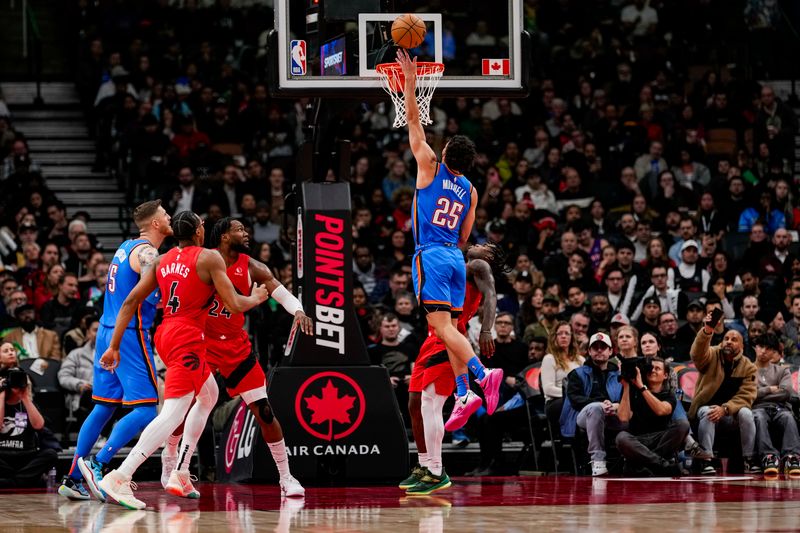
[[405, 468, 452, 495], [398, 464, 426, 489]]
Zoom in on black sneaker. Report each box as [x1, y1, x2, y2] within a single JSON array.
[[743, 457, 762, 475], [762, 454, 779, 476], [785, 455, 800, 477], [398, 464, 426, 489], [699, 461, 716, 475]]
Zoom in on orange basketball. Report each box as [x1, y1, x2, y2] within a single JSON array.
[[391, 14, 426, 49]]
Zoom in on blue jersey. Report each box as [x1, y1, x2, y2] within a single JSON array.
[[412, 162, 473, 250], [100, 239, 159, 330]]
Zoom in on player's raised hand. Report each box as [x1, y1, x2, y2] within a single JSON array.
[[396, 48, 416, 80], [100, 347, 120, 372], [294, 310, 314, 336], [252, 282, 270, 303]]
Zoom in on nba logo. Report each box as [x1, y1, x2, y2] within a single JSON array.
[[291, 40, 306, 76]]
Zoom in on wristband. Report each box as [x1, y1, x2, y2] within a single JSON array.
[[271, 284, 304, 316]]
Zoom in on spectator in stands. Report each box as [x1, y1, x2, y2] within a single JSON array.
[[785, 295, 800, 352], [615, 325, 639, 360], [0, 139, 41, 181], [604, 266, 634, 316], [561, 332, 623, 476], [58, 316, 98, 426], [750, 333, 800, 475], [63, 232, 94, 280], [657, 312, 688, 362], [616, 357, 687, 476], [3, 304, 60, 360], [368, 313, 416, 423], [668, 217, 699, 265], [614, 240, 648, 293], [760, 228, 795, 279], [62, 309, 98, 356], [634, 141, 668, 198], [0, 290, 26, 330], [163, 166, 209, 216], [498, 270, 533, 316], [675, 240, 710, 293], [528, 336, 547, 363], [45, 202, 69, 249], [739, 191, 786, 234], [690, 313, 758, 475], [39, 272, 81, 339], [0, 362, 57, 487], [569, 311, 591, 350], [728, 295, 760, 343], [524, 293, 560, 343], [631, 265, 687, 321], [541, 322, 584, 436], [587, 295, 611, 336], [382, 159, 414, 202]]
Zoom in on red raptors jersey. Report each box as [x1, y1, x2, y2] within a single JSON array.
[[417, 279, 483, 362], [205, 252, 251, 341], [157, 246, 215, 328]]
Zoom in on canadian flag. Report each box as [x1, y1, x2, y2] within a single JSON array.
[[482, 58, 510, 76]]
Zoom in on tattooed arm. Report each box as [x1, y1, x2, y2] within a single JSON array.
[[130, 243, 159, 275]]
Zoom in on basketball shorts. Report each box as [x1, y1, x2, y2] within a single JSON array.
[[92, 324, 159, 407], [206, 334, 267, 405], [412, 245, 466, 316], [154, 321, 212, 399], [408, 348, 455, 397]]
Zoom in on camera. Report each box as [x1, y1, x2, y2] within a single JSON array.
[[619, 357, 652, 382], [0, 368, 28, 392]]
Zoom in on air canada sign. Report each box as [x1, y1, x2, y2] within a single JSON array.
[[288, 371, 379, 457]]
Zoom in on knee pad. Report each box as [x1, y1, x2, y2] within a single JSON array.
[[252, 398, 275, 424]]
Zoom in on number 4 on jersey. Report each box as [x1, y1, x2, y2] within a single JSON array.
[[166, 281, 180, 313]]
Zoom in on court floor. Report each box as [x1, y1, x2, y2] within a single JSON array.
[[2, 475, 799, 532]]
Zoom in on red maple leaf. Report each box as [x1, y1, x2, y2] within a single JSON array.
[[491, 61, 501, 71], [304, 379, 356, 440]]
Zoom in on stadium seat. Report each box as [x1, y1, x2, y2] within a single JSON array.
[[677, 367, 699, 405]]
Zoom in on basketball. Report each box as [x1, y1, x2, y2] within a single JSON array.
[[391, 13, 426, 49]]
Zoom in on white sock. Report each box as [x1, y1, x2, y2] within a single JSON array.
[[177, 375, 219, 472], [165, 433, 181, 456], [119, 394, 193, 478], [421, 384, 447, 477], [267, 439, 291, 478], [418, 452, 430, 468]]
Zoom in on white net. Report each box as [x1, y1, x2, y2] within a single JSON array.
[[376, 62, 444, 129]]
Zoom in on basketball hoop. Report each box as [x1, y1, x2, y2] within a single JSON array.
[[376, 62, 444, 128]]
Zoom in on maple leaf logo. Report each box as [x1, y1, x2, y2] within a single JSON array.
[[304, 379, 356, 441], [491, 61, 501, 71]]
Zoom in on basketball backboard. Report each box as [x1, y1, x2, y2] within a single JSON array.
[[268, 0, 530, 98]]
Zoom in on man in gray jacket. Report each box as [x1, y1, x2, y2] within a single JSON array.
[[58, 317, 98, 419], [752, 333, 800, 476]]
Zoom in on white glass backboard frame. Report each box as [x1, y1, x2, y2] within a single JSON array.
[[357, 13, 443, 77], [272, 0, 527, 96]]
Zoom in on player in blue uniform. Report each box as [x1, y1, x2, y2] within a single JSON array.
[[397, 49, 503, 449], [58, 200, 172, 501]]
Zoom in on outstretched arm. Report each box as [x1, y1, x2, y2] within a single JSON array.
[[469, 258, 497, 357], [201, 250, 268, 313], [249, 258, 313, 335], [396, 49, 437, 188]]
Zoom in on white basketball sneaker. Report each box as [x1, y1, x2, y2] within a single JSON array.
[[97, 469, 146, 510], [280, 475, 305, 498]]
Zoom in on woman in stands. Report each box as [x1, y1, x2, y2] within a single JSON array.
[[540, 322, 584, 437], [615, 325, 639, 360], [709, 251, 743, 293]]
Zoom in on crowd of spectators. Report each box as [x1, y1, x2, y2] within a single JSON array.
[[1, 0, 800, 482]]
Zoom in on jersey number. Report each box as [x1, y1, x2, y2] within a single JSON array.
[[209, 299, 231, 319], [431, 198, 464, 230], [166, 281, 180, 313], [107, 264, 118, 293]]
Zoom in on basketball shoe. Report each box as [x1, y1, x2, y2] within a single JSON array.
[[399, 464, 427, 489], [165, 470, 201, 499], [77, 455, 107, 502], [444, 390, 481, 431], [478, 368, 503, 415], [161, 447, 178, 489], [97, 469, 146, 510], [57, 476, 90, 501], [406, 468, 452, 496]]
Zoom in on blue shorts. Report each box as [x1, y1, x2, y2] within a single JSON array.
[[92, 324, 159, 407], [412, 245, 466, 316]]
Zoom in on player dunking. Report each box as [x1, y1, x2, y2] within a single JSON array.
[[58, 200, 171, 502], [397, 49, 502, 435], [162, 218, 310, 498], [400, 242, 506, 495], [96, 211, 268, 510]]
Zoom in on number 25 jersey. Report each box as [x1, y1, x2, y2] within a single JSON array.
[[412, 162, 473, 250], [156, 246, 215, 329]]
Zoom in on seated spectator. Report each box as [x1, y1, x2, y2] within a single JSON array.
[[689, 314, 758, 475], [523, 293, 559, 343], [0, 363, 57, 487], [657, 312, 689, 362], [84, 260, 108, 310], [561, 332, 623, 476], [635, 296, 661, 337], [528, 336, 547, 363], [2, 304, 61, 360], [541, 322, 584, 435], [62, 309, 98, 356], [739, 191, 786, 235], [58, 317, 98, 425], [675, 240, 710, 294], [29, 263, 64, 312], [39, 272, 82, 339], [630, 265, 688, 322], [728, 295, 760, 343], [616, 357, 688, 476], [751, 333, 800, 475]]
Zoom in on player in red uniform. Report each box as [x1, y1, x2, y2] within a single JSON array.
[[400, 241, 507, 494], [162, 218, 312, 498], [96, 211, 268, 510]]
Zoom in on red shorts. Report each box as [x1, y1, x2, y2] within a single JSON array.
[[206, 335, 267, 399], [409, 348, 455, 397], [155, 321, 212, 399]]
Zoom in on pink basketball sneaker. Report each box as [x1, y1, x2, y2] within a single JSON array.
[[444, 390, 482, 431], [479, 368, 503, 415]]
